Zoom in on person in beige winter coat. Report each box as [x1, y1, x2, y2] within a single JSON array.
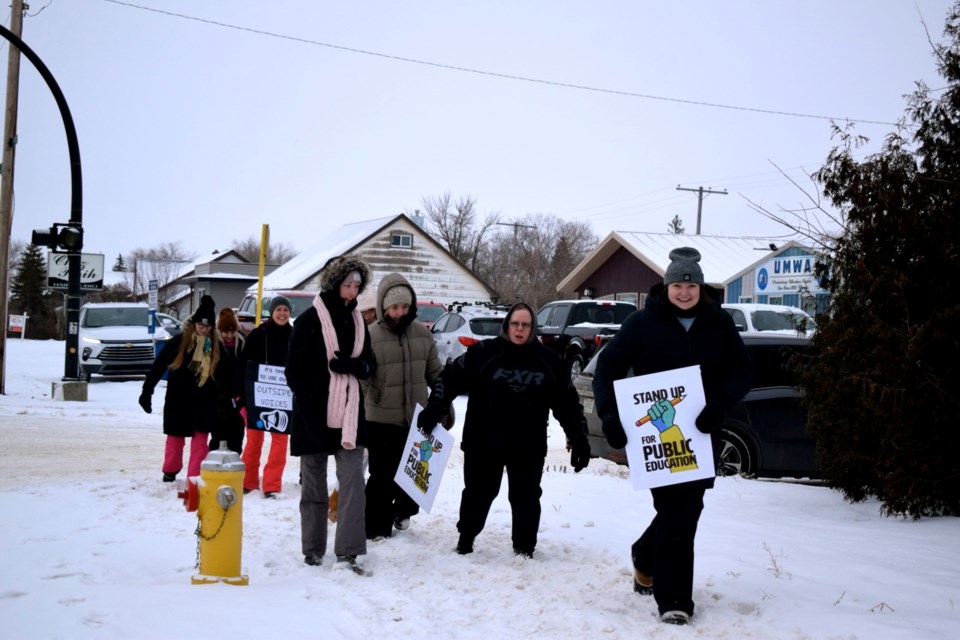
[[362, 273, 444, 539]]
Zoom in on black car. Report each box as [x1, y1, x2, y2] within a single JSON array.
[[574, 333, 818, 479]]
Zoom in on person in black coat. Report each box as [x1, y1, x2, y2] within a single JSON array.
[[210, 308, 246, 455], [139, 295, 222, 483], [240, 296, 293, 498], [418, 302, 591, 559], [285, 255, 376, 574], [592, 247, 751, 626]]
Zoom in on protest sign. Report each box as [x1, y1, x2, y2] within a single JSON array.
[[613, 365, 715, 490], [394, 404, 454, 513], [244, 362, 293, 433]]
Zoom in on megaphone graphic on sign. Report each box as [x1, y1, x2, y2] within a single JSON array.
[[257, 410, 289, 433]]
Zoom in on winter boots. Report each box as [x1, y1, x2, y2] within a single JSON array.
[[336, 555, 369, 576]]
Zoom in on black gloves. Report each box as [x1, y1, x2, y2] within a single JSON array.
[[417, 405, 444, 434], [329, 352, 367, 377], [601, 414, 627, 449], [138, 390, 152, 414], [695, 404, 725, 434], [570, 439, 591, 473]]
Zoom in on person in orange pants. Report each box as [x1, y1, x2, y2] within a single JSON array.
[[240, 296, 293, 498]]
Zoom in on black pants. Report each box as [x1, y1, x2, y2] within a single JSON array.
[[631, 481, 707, 616], [457, 450, 544, 553], [365, 421, 420, 538]]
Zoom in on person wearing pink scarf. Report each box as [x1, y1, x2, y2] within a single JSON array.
[[286, 255, 376, 575]]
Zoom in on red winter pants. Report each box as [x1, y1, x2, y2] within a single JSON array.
[[242, 428, 289, 493], [163, 433, 210, 479]]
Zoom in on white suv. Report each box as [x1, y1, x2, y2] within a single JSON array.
[[78, 302, 172, 381], [722, 303, 815, 336]]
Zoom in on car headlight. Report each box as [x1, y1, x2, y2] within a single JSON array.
[[82, 336, 101, 344]]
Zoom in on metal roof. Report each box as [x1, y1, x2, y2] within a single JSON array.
[[557, 231, 804, 291]]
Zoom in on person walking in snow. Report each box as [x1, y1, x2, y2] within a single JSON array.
[[363, 273, 444, 540], [285, 255, 376, 575], [591, 247, 751, 626], [210, 308, 246, 454], [417, 302, 591, 559], [240, 296, 293, 498], [139, 295, 222, 482]]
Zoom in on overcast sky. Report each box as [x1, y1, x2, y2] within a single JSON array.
[[4, 0, 955, 266]]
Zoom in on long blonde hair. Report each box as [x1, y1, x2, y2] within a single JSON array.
[[169, 319, 221, 380]]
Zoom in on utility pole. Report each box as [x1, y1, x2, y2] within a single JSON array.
[[0, 0, 26, 395], [495, 220, 536, 238], [676, 185, 727, 235]]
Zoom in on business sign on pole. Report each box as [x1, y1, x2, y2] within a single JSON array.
[[45, 253, 105, 291], [148, 279, 158, 310], [754, 253, 825, 295]]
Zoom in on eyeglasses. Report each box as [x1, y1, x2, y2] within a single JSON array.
[[508, 321, 532, 330]]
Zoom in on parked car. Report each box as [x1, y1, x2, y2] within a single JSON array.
[[236, 290, 316, 336], [574, 333, 817, 479], [78, 302, 173, 381], [156, 313, 183, 337], [722, 303, 815, 336], [536, 299, 637, 379], [430, 303, 508, 365], [416, 301, 447, 330]]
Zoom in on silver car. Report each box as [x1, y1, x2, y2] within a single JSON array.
[[430, 304, 507, 365]]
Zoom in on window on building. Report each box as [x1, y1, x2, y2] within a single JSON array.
[[390, 233, 413, 248]]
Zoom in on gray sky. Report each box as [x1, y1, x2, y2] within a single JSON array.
[[5, 0, 955, 266]]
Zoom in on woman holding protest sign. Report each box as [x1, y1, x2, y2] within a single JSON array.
[[592, 247, 751, 626], [362, 272, 445, 540], [240, 296, 293, 498]]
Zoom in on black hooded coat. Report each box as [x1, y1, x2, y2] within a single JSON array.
[[423, 302, 589, 459]]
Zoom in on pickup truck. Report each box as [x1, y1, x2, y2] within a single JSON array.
[[535, 299, 637, 379]]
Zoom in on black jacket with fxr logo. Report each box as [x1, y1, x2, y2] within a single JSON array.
[[427, 332, 589, 459]]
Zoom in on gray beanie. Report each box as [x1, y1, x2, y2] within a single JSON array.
[[383, 285, 413, 310], [269, 295, 292, 314], [663, 247, 704, 285]]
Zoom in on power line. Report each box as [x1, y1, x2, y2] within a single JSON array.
[[100, 0, 898, 127]]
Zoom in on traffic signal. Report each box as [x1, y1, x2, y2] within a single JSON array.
[[32, 223, 83, 252]]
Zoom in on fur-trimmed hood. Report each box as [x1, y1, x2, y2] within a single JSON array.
[[319, 254, 372, 294]]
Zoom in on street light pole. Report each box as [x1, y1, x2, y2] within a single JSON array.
[[0, 24, 84, 381]]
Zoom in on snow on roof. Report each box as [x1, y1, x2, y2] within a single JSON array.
[[614, 232, 795, 282], [255, 215, 397, 291]]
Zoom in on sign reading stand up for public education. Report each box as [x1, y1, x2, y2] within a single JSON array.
[[395, 404, 454, 513], [613, 365, 715, 490]]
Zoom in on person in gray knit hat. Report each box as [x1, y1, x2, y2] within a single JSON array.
[[362, 273, 444, 540], [285, 254, 376, 575], [269, 295, 292, 316], [591, 246, 750, 626], [663, 247, 704, 285]]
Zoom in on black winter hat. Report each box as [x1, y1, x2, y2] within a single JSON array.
[[191, 295, 217, 326], [663, 247, 704, 285]]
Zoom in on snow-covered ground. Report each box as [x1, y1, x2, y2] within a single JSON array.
[[1, 339, 958, 639]]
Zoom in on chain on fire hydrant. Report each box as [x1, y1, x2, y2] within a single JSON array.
[[190, 443, 249, 586]]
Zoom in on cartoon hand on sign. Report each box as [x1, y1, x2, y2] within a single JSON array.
[[647, 399, 676, 433]]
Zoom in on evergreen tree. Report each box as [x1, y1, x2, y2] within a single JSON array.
[[805, 2, 960, 517], [112, 253, 127, 272], [667, 214, 686, 234], [9, 244, 58, 339]]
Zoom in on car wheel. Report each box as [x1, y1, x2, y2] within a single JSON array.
[[78, 369, 90, 382], [569, 354, 585, 381], [716, 428, 754, 476]]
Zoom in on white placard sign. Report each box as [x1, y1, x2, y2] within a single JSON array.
[[394, 404, 454, 513], [613, 365, 715, 490]]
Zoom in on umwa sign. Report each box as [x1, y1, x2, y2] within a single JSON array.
[[46, 253, 105, 291]]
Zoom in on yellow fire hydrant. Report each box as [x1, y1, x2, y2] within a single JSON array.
[[191, 443, 249, 585]]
